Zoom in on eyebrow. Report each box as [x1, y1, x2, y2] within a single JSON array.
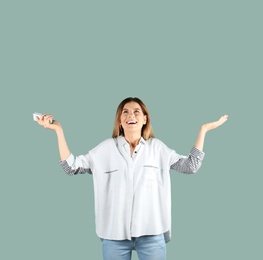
[[122, 108, 142, 111]]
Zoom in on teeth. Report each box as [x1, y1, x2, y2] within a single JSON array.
[[127, 121, 136, 124]]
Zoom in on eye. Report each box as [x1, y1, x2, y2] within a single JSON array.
[[122, 110, 128, 114], [134, 110, 140, 114]]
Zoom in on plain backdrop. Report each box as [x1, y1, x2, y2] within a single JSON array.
[[1, 1, 262, 259]]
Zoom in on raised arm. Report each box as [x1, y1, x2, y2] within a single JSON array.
[[194, 114, 228, 151], [36, 114, 71, 161]]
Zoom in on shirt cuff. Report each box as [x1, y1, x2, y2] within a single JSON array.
[[59, 153, 74, 166], [190, 147, 205, 161]]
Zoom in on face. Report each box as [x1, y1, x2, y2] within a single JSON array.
[[120, 102, 147, 135]]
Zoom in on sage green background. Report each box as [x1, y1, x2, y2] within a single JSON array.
[[1, 1, 262, 259]]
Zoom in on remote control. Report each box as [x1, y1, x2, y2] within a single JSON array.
[[33, 112, 53, 124]]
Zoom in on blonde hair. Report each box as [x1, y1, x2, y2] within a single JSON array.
[[112, 97, 155, 140]]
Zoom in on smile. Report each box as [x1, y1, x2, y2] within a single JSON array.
[[126, 121, 137, 125]]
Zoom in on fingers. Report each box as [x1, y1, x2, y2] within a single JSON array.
[[218, 114, 228, 126], [223, 114, 228, 120], [36, 114, 46, 123], [221, 114, 228, 121], [36, 114, 54, 127], [45, 115, 54, 124], [36, 115, 43, 125]]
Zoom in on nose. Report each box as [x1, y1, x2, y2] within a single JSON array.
[[128, 112, 135, 117]]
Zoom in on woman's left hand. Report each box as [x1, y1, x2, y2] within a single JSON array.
[[202, 114, 228, 132], [194, 114, 228, 151]]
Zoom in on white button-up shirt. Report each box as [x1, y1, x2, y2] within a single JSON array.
[[59, 136, 205, 242]]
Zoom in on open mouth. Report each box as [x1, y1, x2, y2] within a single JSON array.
[[126, 121, 137, 125]]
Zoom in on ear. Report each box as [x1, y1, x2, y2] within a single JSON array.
[[143, 115, 147, 125]]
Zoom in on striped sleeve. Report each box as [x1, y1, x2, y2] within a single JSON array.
[[59, 153, 92, 176], [170, 147, 205, 174]]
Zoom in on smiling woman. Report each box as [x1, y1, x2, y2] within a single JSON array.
[[35, 97, 228, 260], [112, 97, 154, 142]]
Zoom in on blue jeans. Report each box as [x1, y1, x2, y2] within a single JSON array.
[[102, 234, 166, 260]]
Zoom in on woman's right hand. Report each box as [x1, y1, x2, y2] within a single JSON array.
[[36, 114, 61, 131]]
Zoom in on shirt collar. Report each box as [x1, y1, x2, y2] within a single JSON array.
[[116, 135, 146, 147]]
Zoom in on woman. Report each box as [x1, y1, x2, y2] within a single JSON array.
[[36, 97, 228, 260]]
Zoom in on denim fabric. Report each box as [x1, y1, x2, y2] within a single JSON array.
[[102, 234, 166, 260]]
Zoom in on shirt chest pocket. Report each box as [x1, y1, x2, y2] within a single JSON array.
[[143, 165, 163, 185]]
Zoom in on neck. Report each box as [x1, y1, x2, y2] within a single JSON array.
[[124, 133, 141, 148]]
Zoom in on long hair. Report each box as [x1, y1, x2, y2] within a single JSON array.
[[112, 97, 155, 140]]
